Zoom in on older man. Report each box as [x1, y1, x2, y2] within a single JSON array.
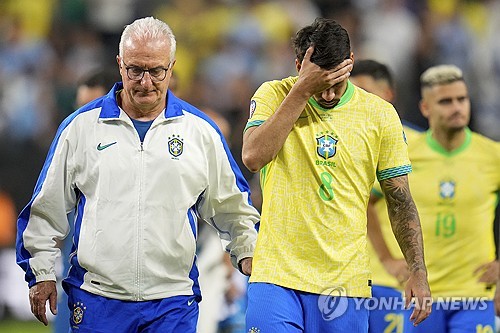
[[17, 17, 259, 333]]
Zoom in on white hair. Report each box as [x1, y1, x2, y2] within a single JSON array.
[[118, 17, 176, 60], [420, 64, 464, 88]]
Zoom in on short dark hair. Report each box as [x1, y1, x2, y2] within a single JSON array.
[[292, 18, 351, 70], [351, 60, 394, 89], [77, 68, 120, 90]]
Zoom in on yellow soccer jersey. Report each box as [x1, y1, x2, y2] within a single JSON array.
[[409, 129, 499, 298], [368, 126, 423, 289], [245, 78, 411, 297]]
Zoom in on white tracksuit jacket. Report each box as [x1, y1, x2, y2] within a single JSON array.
[[17, 83, 260, 301]]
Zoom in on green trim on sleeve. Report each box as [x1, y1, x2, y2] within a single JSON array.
[[260, 165, 268, 188], [244, 120, 265, 132], [371, 187, 384, 198], [377, 164, 412, 181]]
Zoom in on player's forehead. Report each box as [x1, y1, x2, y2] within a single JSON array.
[[423, 81, 467, 99]]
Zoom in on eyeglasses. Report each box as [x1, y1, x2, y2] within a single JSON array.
[[122, 61, 171, 82]]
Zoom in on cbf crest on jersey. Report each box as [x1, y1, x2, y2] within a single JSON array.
[[316, 131, 338, 160], [439, 180, 456, 199], [168, 134, 183, 158], [72, 301, 86, 325]]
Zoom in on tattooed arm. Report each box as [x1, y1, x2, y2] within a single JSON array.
[[381, 174, 432, 326], [381, 175, 425, 272]]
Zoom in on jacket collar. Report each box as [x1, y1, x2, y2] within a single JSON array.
[[99, 82, 184, 120]]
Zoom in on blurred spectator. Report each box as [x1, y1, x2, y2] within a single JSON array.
[[0, 14, 56, 221], [85, 0, 137, 59], [0, 15, 56, 143], [0, 187, 17, 320], [0, 0, 56, 40], [1, 1, 500, 329], [416, 0, 500, 140], [466, 0, 500, 140], [0, 189, 16, 248], [154, 0, 238, 97], [357, 0, 421, 123], [75, 68, 121, 108], [196, 106, 252, 333]]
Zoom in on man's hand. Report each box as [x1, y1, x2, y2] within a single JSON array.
[[239, 257, 252, 276], [404, 269, 432, 326], [495, 280, 500, 315], [295, 46, 352, 97], [29, 280, 57, 326], [474, 260, 499, 284]]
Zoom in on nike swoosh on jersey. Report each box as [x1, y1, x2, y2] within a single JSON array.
[[97, 142, 117, 151]]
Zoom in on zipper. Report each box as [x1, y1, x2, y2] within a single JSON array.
[[134, 127, 144, 301], [132, 118, 155, 300]]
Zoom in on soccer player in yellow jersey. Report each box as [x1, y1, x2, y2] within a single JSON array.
[[403, 64, 500, 333], [351, 59, 424, 333], [241, 18, 431, 333]]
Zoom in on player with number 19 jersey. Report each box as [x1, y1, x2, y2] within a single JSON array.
[[245, 77, 411, 297], [408, 129, 499, 299]]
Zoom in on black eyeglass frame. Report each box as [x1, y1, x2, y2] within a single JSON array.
[[121, 60, 171, 82]]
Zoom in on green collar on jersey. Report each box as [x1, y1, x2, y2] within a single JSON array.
[[308, 80, 354, 111], [426, 127, 472, 157]]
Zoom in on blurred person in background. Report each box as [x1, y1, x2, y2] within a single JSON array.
[[350, 59, 423, 333], [0, 187, 17, 319], [242, 18, 431, 332], [0, 14, 56, 144], [417, 0, 500, 141], [0, 11, 57, 324], [404, 64, 499, 333], [0, 189, 16, 248], [0, 13, 57, 212], [75, 68, 120, 109], [356, 0, 421, 128], [16, 16, 259, 332], [195, 107, 250, 333]]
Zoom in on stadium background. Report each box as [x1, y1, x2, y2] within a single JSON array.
[[0, 0, 499, 332]]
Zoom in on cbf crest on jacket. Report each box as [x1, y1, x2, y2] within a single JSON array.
[[16, 83, 260, 301]]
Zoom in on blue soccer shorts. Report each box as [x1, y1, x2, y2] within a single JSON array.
[[369, 285, 407, 333], [404, 299, 494, 333], [246, 282, 369, 333], [65, 284, 198, 332]]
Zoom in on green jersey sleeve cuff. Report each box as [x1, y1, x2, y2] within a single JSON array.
[[377, 164, 412, 181], [244, 120, 265, 132]]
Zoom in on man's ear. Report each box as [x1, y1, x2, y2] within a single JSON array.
[[384, 88, 395, 103], [419, 99, 430, 119], [116, 56, 124, 75], [295, 59, 301, 73]]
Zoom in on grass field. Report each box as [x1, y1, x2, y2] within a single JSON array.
[[0, 318, 51, 333]]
